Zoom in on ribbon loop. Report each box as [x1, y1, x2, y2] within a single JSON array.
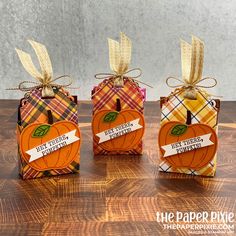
[[94, 73, 117, 80], [125, 68, 142, 79], [195, 77, 217, 88], [18, 81, 41, 91], [94, 68, 152, 91], [50, 75, 73, 87], [166, 76, 185, 88], [94, 68, 142, 81], [11, 75, 74, 94]]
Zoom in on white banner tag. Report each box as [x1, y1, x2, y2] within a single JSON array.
[[26, 130, 80, 163], [161, 133, 214, 157], [96, 118, 143, 144]]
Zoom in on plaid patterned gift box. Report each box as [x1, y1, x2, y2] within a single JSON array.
[[17, 88, 80, 179], [159, 90, 220, 176], [14, 40, 81, 179], [92, 78, 146, 155], [158, 36, 220, 177], [91, 32, 147, 155]]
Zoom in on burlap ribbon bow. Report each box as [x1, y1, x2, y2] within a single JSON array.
[[166, 36, 217, 100], [94, 32, 152, 88], [11, 40, 73, 97]]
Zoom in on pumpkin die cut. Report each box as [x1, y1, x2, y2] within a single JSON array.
[[18, 106, 81, 178], [158, 117, 218, 170], [92, 98, 145, 152], [20, 119, 81, 172]]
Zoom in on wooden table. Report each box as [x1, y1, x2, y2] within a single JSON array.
[[0, 100, 235, 236]]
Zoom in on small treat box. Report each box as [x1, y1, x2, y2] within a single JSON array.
[[91, 33, 147, 155], [15, 40, 81, 179], [158, 36, 220, 177]]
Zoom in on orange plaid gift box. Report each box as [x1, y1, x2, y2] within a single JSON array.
[[158, 36, 220, 177], [14, 40, 81, 179], [91, 33, 148, 155]]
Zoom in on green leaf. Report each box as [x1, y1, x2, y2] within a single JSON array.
[[103, 112, 119, 122], [32, 125, 51, 138], [171, 124, 188, 136]]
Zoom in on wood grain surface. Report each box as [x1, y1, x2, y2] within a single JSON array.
[[0, 100, 235, 236]]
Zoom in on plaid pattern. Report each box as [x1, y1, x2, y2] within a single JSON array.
[[17, 88, 80, 179], [20, 88, 78, 128], [159, 90, 220, 177], [92, 78, 145, 155], [19, 156, 80, 179]]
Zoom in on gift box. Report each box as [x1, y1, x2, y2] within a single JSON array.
[[14, 40, 81, 179], [91, 33, 148, 155], [158, 36, 220, 177]]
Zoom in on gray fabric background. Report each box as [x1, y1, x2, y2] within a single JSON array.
[[0, 0, 235, 100]]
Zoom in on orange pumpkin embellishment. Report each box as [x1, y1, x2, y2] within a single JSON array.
[[158, 111, 217, 170], [20, 119, 81, 171], [92, 99, 145, 151]]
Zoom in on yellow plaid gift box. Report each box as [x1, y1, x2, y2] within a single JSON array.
[[159, 36, 220, 176], [159, 91, 220, 176]]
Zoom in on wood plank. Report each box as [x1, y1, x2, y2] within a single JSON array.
[[43, 222, 106, 236], [48, 197, 107, 222]]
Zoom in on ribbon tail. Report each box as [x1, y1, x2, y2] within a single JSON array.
[[189, 36, 204, 85], [108, 38, 120, 73], [131, 78, 153, 88], [119, 32, 132, 74], [181, 40, 192, 82], [28, 40, 53, 80], [15, 48, 43, 79]]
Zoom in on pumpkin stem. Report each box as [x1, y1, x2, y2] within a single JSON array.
[[186, 110, 192, 125], [47, 110, 54, 125], [116, 98, 121, 112]]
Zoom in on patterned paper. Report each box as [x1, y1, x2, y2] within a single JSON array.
[[159, 90, 220, 176]]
